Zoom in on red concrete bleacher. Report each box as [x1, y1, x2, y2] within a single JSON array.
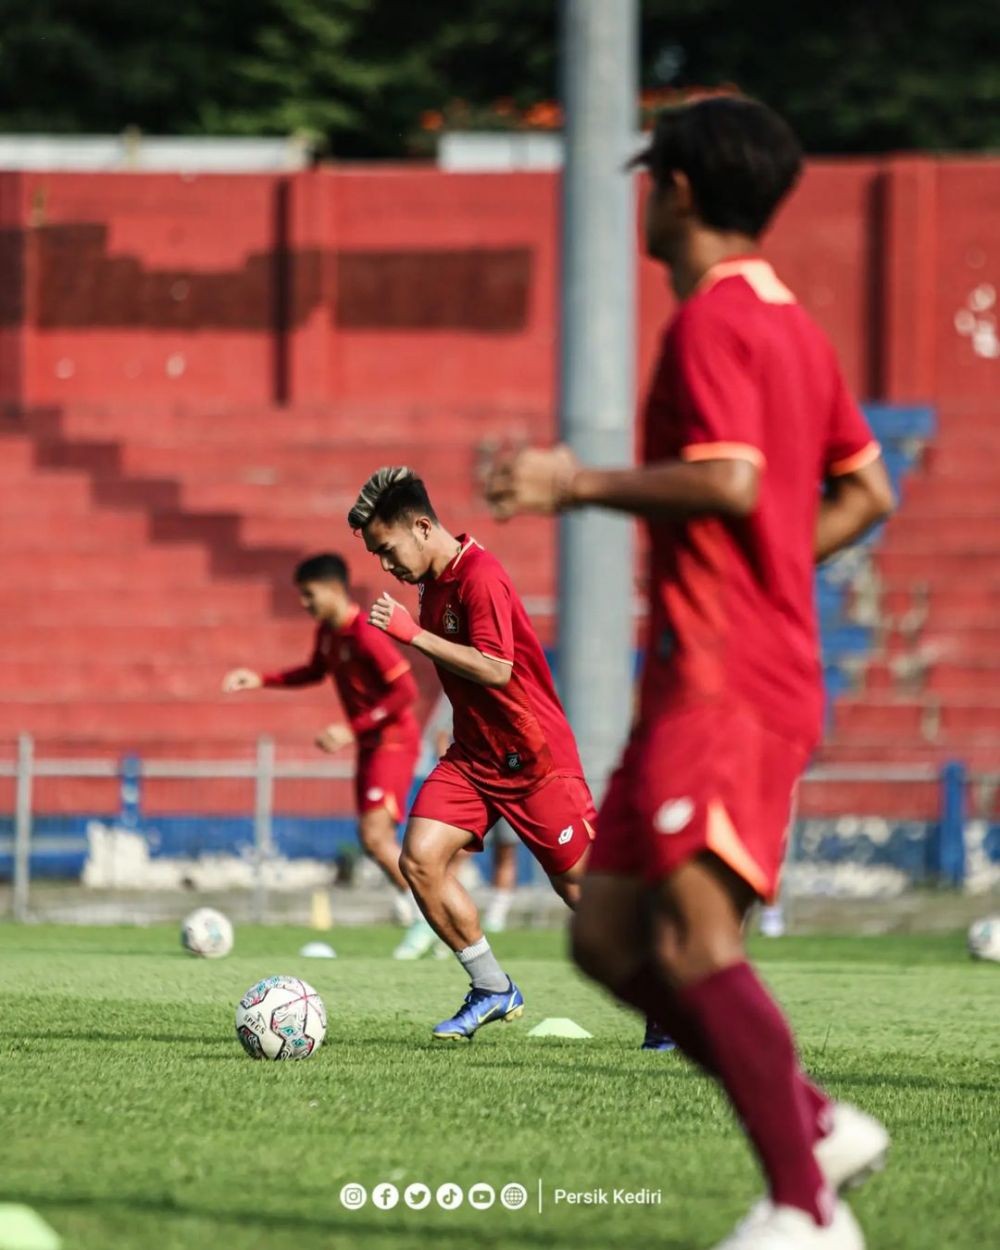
[[0, 402, 555, 780], [804, 410, 1000, 819]]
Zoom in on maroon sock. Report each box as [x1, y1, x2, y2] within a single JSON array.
[[618, 963, 717, 1073], [677, 961, 833, 1225], [801, 1075, 834, 1141], [619, 963, 833, 1142]]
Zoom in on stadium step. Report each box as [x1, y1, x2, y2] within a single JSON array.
[[876, 550, 1000, 581], [5, 547, 213, 586], [832, 700, 930, 738], [0, 660, 346, 699], [883, 517, 1000, 551], [797, 777, 941, 820], [0, 511, 150, 547], [0, 585, 275, 627], [0, 623, 317, 662]]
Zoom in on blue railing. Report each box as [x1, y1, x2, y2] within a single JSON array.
[[0, 749, 978, 887]]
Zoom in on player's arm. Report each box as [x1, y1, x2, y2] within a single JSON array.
[[815, 457, 895, 564], [816, 368, 895, 563], [413, 632, 512, 688], [224, 661, 324, 692], [259, 656, 326, 688], [223, 630, 326, 692], [368, 593, 512, 689], [484, 443, 758, 520], [573, 453, 759, 517]]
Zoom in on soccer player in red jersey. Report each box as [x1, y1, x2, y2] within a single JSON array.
[[222, 553, 421, 930], [347, 468, 596, 1039], [484, 98, 895, 1250]]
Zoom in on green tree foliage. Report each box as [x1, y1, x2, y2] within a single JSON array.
[[0, 0, 996, 155], [643, 0, 1000, 151]]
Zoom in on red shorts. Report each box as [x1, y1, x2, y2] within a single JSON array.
[[409, 760, 596, 876], [590, 700, 811, 902], [355, 741, 420, 822]]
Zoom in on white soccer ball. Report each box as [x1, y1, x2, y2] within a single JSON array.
[[181, 907, 234, 959], [235, 975, 328, 1060], [968, 916, 1000, 963]]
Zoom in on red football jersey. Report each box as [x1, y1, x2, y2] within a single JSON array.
[[418, 535, 584, 795], [263, 605, 419, 748], [639, 257, 879, 745]]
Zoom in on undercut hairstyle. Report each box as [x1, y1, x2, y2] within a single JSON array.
[[634, 95, 803, 238], [347, 467, 438, 531], [293, 553, 349, 586]]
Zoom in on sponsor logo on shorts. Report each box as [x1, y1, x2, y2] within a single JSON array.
[[558, 825, 574, 845], [654, 797, 695, 835], [366, 787, 385, 802], [506, 752, 522, 772]]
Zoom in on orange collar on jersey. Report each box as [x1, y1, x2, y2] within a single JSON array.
[[439, 535, 479, 581], [695, 257, 795, 304]]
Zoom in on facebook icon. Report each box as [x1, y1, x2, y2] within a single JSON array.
[[373, 1183, 399, 1209]]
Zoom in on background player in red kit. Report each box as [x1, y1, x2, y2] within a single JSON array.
[[347, 468, 596, 1039], [484, 98, 895, 1250], [222, 553, 422, 935]]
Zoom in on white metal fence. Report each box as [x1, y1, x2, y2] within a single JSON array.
[[2, 734, 995, 925]]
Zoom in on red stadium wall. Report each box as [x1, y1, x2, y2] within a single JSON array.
[[3, 156, 998, 417], [2, 154, 1000, 809]]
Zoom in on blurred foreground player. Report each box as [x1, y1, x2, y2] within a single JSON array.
[[485, 97, 894, 1249], [348, 469, 597, 1039], [222, 553, 422, 933]]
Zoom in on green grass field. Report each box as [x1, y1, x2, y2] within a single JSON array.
[[1, 924, 997, 1250]]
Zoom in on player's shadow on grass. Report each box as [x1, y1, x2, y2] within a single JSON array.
[[5, 1192, 695, 1249], [461, 1053, 703, 1082], [834, 1069, 999, 1094]]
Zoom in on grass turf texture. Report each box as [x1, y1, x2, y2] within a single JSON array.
[[0, 926, 997, 1250]]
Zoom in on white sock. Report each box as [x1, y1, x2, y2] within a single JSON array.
[[455, 936, 508, 992]]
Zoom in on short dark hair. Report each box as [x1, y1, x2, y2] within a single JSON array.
[[294, 553, 349, 586], [636, 96, 803, 238], [347, 467, 439, 531]]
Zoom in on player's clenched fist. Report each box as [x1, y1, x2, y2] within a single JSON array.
[[315, 723, 355, 753], [222, 667, 262, 693], [483, 443, 580, 519], [368, 592, 422, 644]]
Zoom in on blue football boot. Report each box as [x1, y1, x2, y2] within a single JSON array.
[[432, 978, 525, 1040], [641, 1017, 677, 1051]]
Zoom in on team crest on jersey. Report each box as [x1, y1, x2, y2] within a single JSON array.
[[442, 605, 460, 635], [320, 633, 333, 657], [339, 644, 352, 662]]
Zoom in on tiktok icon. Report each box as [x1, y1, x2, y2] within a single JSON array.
[[435, 1183, 464, 1210]]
